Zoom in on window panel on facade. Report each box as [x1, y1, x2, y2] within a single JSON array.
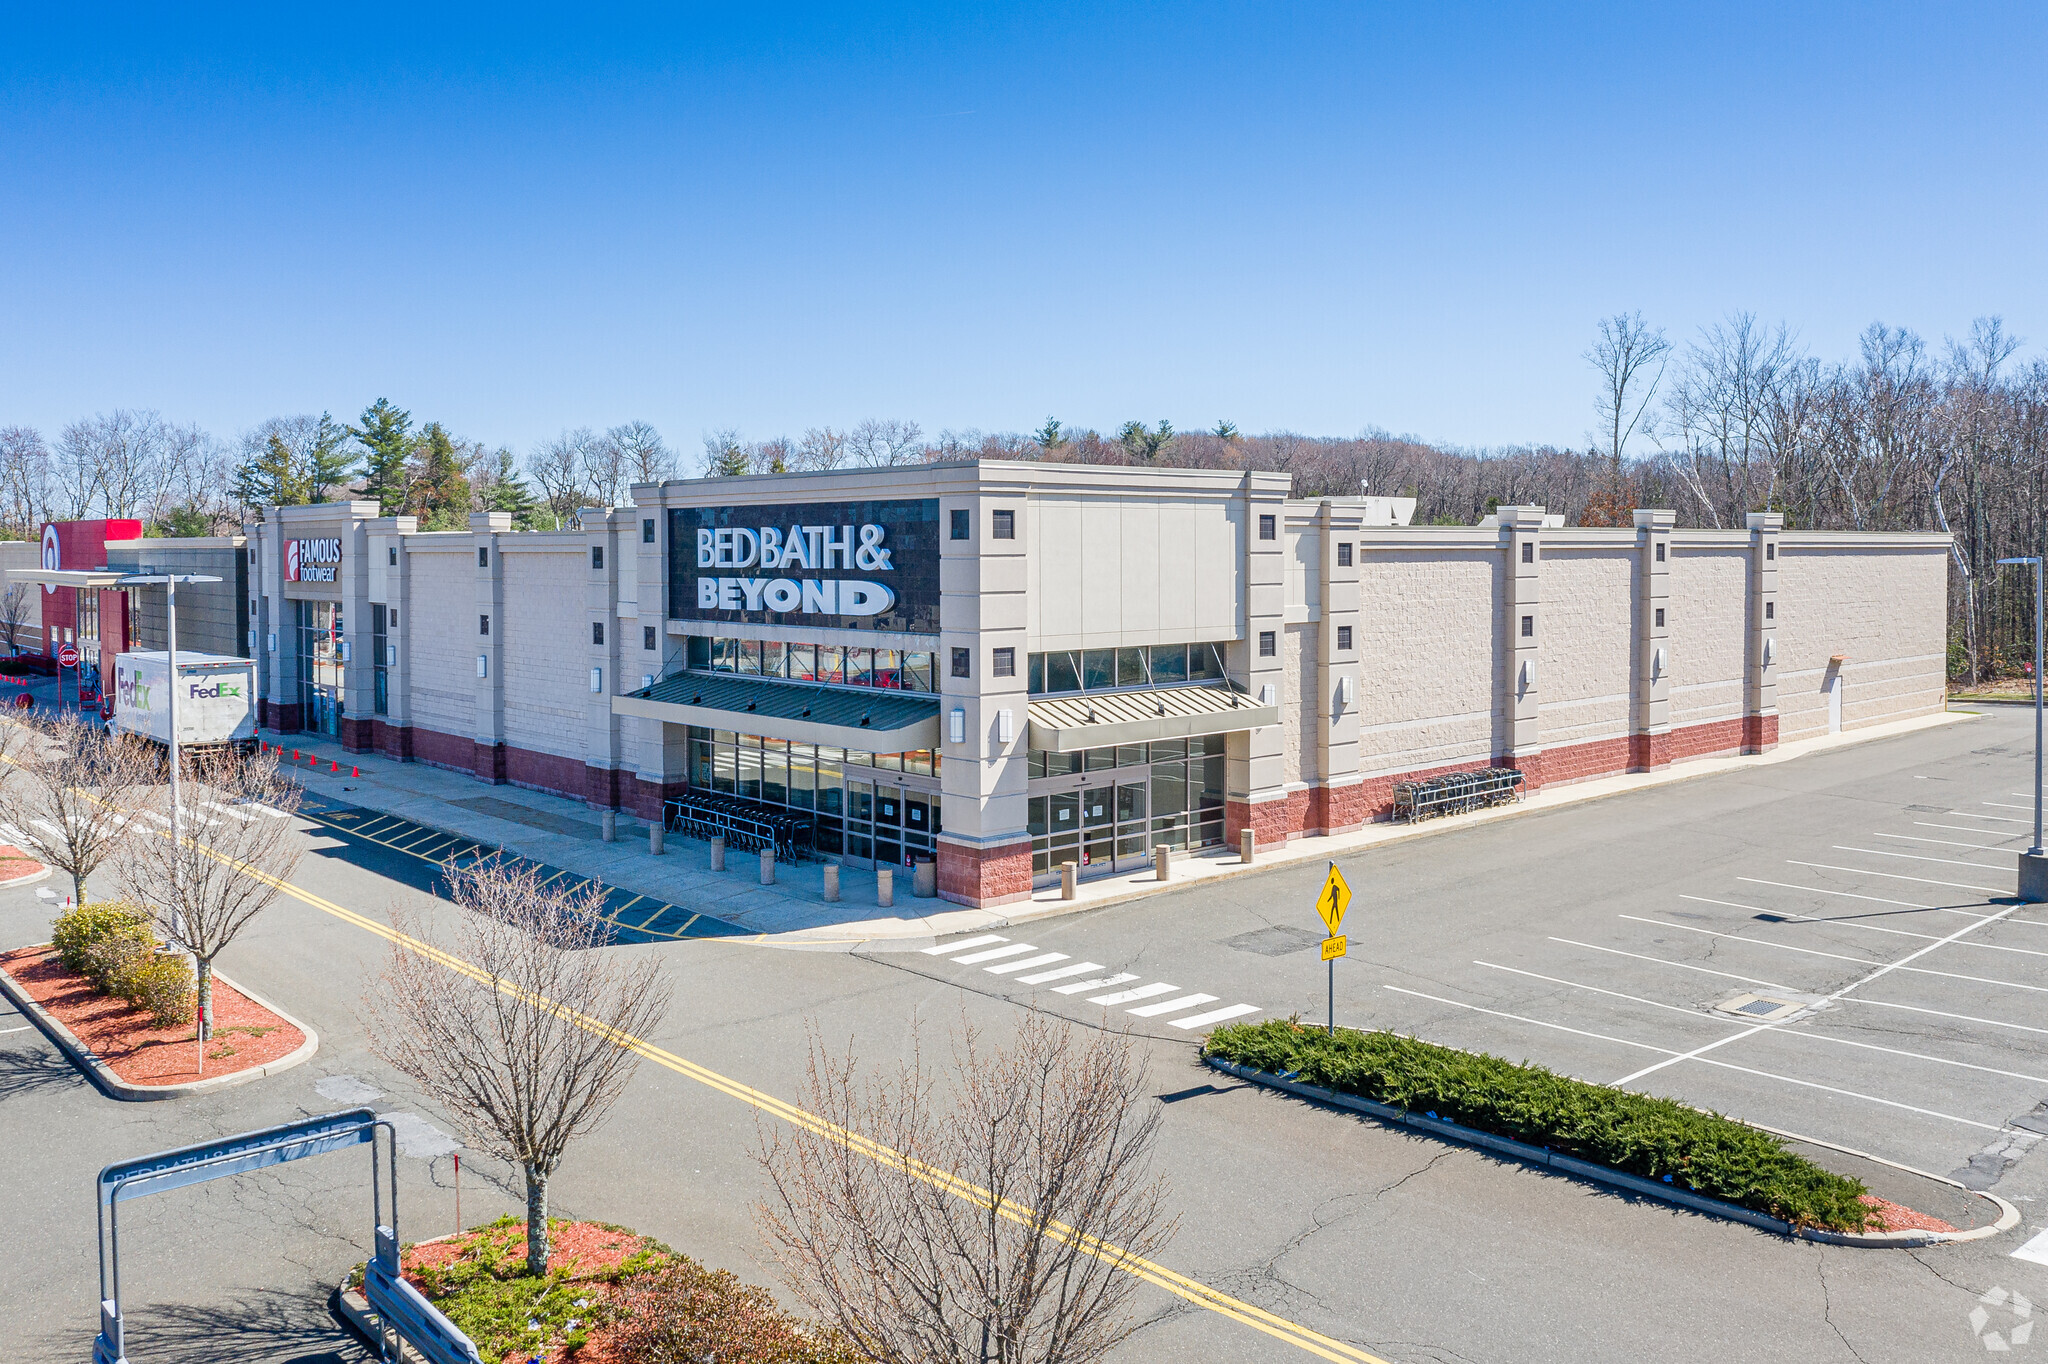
[[817, 646, 845, 684], [903, 651, 934, 693], [1189, 643, 1224, 682], [1152, 763, 1187, 817], [737, 744, 762, 800], [687, 636, 711, 669], [844, 648, 873, 688], [786, 644, 817, 681], [760, 641, 787, 678], [761, 750, 787, 805], [1149, 644, 1187, 685], [1044, 650, 1081, 694], [872, 649, 901, 689], [1081, 649, 1116, 691], [1029, 653, 1046, 694], [1116, 648, 1149, 687], [1114, 744, 1147, 769], [737, 639, 763, 675]]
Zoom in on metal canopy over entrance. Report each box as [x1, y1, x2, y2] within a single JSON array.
[[1027, 684, 1278, 753], [614, 671, 941, 751]]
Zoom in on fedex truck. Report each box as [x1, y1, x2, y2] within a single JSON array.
[[112, 651, 259, 754]]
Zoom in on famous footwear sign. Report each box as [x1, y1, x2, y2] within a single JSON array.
[[285, 537, 342, 584], [668, 499, 939, 633]]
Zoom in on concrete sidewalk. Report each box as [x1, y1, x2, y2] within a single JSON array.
[[265, 708, 1971, 951]]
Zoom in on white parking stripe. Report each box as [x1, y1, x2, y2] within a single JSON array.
[[1549, 937, 1790, 991], [1016, 961, 1105, 984], [1618, 915, 2048, 993], [1983, 801, 2035, 810], [248, 803, 292, 819], [1876, 831, 2008, 851], [921, 934, 1006, 956], [1390, 987, 2010, 1134], [1681, 894, 2048, 959], [985, 952, 1068, 975], [953, 943, 1041, 965], [1051, 974, 1138, 995], [204, 801, 258, 822], [2012, 1228, 2048, 1266], [1738, 876, 1993, 922], [1786, 860, 2010, 895], [1946, 811, 2030, 823], [1090, 982, 1181, 1005], [1913, 821, 2027, 839], [1841, 997, 2048, 1039], [1170, 1003, 1263, 1030], [1127, 993, 1219, 1018], [1833, 845, 2011, 872]]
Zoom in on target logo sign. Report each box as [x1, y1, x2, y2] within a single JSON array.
[[39, 524, 58, 595]]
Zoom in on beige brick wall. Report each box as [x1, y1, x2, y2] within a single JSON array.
[[406, 547, 474, 739], [1776, 542, 1947, 741], [502, 546, 589, 760], [1538, 548, 1633, 746], [1667, 545, 1749, 728], [1355, 548, 1501, 777], [1283, 621, 1319, 785]]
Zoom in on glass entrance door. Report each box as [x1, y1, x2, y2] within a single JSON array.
[[1115, 781, 1149, 869], [872, 788, 902, 868]]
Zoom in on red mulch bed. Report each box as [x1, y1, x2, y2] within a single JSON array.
[[1860, 1193, 1957, 1234], [403, 1220, 659, 1283], [0, 945, 303, 1085], [0, 844, 43, 881]]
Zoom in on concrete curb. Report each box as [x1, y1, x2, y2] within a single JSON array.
[[0, 949, 319, 1101], [1204, 1056, 2020, 1248], [0, 861, 52, 888]]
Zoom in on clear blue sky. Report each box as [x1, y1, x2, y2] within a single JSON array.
[[3, 3, 2043, 456]]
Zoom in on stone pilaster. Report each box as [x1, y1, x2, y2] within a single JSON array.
[[1497, 506, 1546, 784], [1316, 501, 1364, 833], [1633, 509, 1676, 768], [471, 511, 511, 782], [582, 508, 627, 808], [1746, 511, 1782, 752], [1226, 473, 1292, 844]]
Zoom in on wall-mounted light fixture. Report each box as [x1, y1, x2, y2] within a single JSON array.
[[996, 708, 1015, 743], [477, 654, 489, 678], [1519, 658, 1537, 691], [1763, 637, 1777, 667], [641, 673, 654, 690], [1258, 684, 1277, 706], [1653, 646, 1666, 678], [1336, 675, 1354, 705], [949, 708, 966, 744], [589, 667, 603, 693]]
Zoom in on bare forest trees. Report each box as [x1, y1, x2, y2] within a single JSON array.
[[0, 713, 153, 902], [756, 1014, 1173, 1364], [0, 584, 32, 656], [366, 856, 671, 1277], [121, 750, 303, 1039]]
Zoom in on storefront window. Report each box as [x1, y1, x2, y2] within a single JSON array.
[[683, 726, 938, 867], [1026, 733, 1226, 879], [295, 600, 344, 737], [1027, 642, 1231, 695]]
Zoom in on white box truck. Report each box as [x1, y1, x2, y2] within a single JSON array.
[[112, 651, 259, 753]]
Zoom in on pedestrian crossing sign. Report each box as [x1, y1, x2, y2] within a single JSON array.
[[1322, 934, 1347, 961], [1316, 862, 1350, 935]]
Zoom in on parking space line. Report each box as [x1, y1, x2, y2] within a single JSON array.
[[1474, 961, 1739, 1024], [1786, 861, 2011, 895], [1982, 801, 2035, 811], [1682, 895, 2048, 959], [1387, 986, 1671, 1054], [1613, 899, 2025, 1086], [1914, 821, 2029, 838], [1686, 1056, 2010, 1133], [1841, 997, 2048, 1039], [1737, 877, 1987, 921], [1832, 845, 2011, 872], [1549, 937, 1790, 991], [1877, 832, 2010, 851], [1621, 915, 2048, 993]]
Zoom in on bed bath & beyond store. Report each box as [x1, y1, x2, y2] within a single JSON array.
[[243, 461, 1948, 909]]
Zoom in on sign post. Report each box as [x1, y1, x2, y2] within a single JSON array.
[[1315, 862, 1351, 1036]]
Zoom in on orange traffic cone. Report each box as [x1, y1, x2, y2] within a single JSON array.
[[352, 766, 360, 778], [330, 761, 340, 773], [292, 749, 299, 760]]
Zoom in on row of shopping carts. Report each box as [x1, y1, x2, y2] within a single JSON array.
[[665, 792, 814, 862], [1390, 766, 1525, 822]]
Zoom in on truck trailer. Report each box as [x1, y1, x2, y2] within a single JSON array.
[[112, 651, 259, 755]]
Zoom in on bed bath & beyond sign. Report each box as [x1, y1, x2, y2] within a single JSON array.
[[694, 522, 897, 617]]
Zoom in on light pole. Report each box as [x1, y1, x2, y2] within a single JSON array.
[[1996, 556, 2047, 899]]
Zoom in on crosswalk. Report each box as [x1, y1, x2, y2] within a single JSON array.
[[920, 934, 1260, 1031]]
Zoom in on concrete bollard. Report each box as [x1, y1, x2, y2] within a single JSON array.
[[601, 809, 617, 843], [760, 847, 776, 885], [823, 863, 841, 902], [877, 867, 894, 908], [649, 822, 665, 856], [1060, 862, 1077, 900], [1153, 844, 1170, 881], [710, 835, 725, 871], [1240, 828, 1254, 864], [913, 858, 936, 898]]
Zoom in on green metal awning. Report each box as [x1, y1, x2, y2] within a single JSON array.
[[612, 672, 941, 751], [1028, 684, 1279, 753]]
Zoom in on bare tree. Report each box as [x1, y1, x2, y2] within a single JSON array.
[[528, 428, 600, 527], [0, 426, 56, 538], [756, 1012, 1174, 1364], [795, 426, 849, 471], [0, 714, 150, 902], [0, 584, 32, 656], [1586, 312, 1671, 465], [54, 409, 212, 524], [121, 750, 303, 1039], [703, 428, 752, 477], [847, 419, 926, 467], [366, 855, 671, 1277], [606, 420, 674, 486]]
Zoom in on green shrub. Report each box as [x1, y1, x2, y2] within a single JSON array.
[[81, 924, 153, 995], [119, 953, 195, 1028], [1205, 1019, 1873, 1232], [52, 900, 149, 974]]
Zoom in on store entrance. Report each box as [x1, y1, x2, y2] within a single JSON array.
[[294, 599, 343, 738], [844, 780, 937, 870]]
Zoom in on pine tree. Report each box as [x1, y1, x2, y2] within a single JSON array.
[[479, 448, 541, 528], [352, 398, 414, 516], [231, 432, 310, 510], [407, 422, 472, 530], [306, 412, 360, 502], [1035, 417, 1067, 450]]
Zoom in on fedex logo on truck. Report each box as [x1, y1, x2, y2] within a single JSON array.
[[188, 681, 242, 700], [285, 537, 342, 583]]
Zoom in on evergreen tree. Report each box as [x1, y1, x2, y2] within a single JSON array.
[[231, 432, 310, 509], [479, 448, 542, 528], [407, 422, 472, 530], [306, 412, 359, 502], [352, 398, 414, 515]]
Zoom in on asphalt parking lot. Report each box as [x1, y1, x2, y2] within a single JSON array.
[[899, 707, 2048, 1186]]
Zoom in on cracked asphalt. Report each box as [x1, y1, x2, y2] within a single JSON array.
[[3, 709, 2046, 1361]]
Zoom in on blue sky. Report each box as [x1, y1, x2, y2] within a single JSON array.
[[3, 3, 2043, 456]]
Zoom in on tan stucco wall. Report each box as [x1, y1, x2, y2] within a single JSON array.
[[501, 544, 589, 761], [405, 545, 474, 740], [1283, 621, 1319, 785], [1776, 541, 1947, 741], [1030, 495, 1243, 651], [1538, 548, 1634, 746], [1667, 545, 1749, 728], [1355, 547, 1501, 777]]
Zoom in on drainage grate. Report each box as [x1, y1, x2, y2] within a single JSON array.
[[1712, 992, 1809, 1022], [1733, 998, 1785, 1017]]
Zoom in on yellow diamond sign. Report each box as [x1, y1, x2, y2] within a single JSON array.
[[1315, 862, 1351, 936]]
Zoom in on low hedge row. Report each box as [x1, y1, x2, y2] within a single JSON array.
[[50, 899, 194, 1028], [1204, 1019, 1873, 1232]]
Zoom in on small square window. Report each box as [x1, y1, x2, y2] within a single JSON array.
[[1337, 542, 1353, 567], [642, 518, 655, 544], [992, 647, 1015, 677], [388, 546, 397, 566], [1337, 625, 1353, 651], [1258, 631, 1276, 657], [951, 647, 971, 678], [480, 614, 491, 636], [1766, 601, 1775, 620], [592, 545, 604, 569], [992, 509, 1015, 539], [1766, 543, 1776, 561], [390, 610, 399, 627], [1654, 608, 1665, 627], [478, 547, 489, 568], [1655, 541, 1666, 563], [644, 625, 657, 650], [592, 621, 605, 645], [1258, 514, 1276, 541], [1520, 615, 1533, 638], [950, 509, 970, 541], [1521, 541, 1533, 564]]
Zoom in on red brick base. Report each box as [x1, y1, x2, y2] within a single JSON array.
[[339, 716, 375, 754], [938, 838, 1033, 909], [629, 774, 688, 823], [371, 719, 416, 761], [1226, 793, 1305, 847]]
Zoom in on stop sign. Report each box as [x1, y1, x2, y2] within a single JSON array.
[[56, 644, 78, 668]]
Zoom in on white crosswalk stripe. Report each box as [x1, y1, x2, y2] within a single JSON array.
[[1017, 960, 1104, 984], [985, 952, 1067, 975], [1169, 1003, 1263, 1030], [1126, 993, 1217, 1018], [954, 943, 1041, 965], [1089, 982, 1182, 1006], [925, 933, 1262, 1031], [1051, 973, 1138, 995], [921, 934, 1006, 956]]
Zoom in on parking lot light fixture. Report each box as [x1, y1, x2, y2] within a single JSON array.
[[1996, 556, 2046, 893]]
